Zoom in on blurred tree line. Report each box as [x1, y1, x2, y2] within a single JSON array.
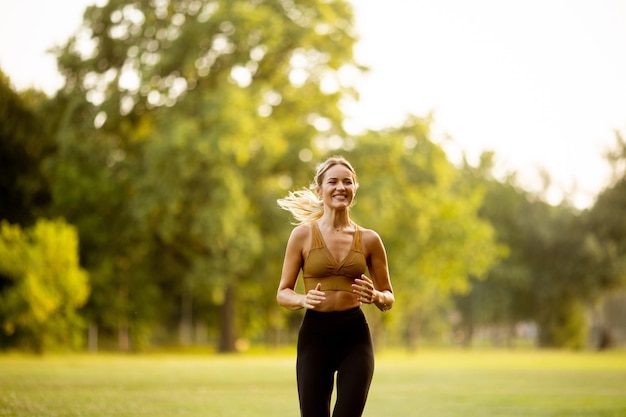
[[1, 0, 625, 353]]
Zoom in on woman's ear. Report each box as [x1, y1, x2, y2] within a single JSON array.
[[315, 186, 322, 198]]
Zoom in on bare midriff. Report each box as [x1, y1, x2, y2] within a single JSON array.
[[313, 290, 360, 312], [304, 276, 355, 293]]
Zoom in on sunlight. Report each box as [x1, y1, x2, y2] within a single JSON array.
[[1, 0, 626, 209]]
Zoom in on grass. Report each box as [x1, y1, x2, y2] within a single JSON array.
[[1, 349, 625, 417]]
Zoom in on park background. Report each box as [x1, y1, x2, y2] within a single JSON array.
[[2, 1, 626, 416], [0, 1, 624, 352], [1, 0, 626, 354]]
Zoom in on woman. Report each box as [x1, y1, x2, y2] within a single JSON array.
[[276, 156, 394, 417]]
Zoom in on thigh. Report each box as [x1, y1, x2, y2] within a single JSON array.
[[333, 322, 375, 417], [296, 317, 336, 417]]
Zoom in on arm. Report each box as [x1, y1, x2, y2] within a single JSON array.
[[276, 225, 326, 310], [355, 229, 394, 312]]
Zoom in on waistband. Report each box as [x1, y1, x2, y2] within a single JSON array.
[[304, 306, 363, 321]]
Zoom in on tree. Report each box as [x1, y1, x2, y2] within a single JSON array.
[[51, 0, 361, 351], [582, 133, 626, 348], [457, 151, 620, 349], [0, 71, 53, 226], [523, 200, 590, 348], [346, 116, 503, 349], [587, 132, 626, 293], [0, 219, 89, 353]]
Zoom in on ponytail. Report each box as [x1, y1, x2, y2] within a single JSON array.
[[277, 189, 324, 225]]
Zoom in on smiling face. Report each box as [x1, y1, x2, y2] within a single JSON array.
[[316, 163, 357, 210]]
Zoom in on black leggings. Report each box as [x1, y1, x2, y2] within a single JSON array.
[[296, 307, 375, 417]]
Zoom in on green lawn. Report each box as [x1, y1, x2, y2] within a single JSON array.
[[1, 349, 625, 417]]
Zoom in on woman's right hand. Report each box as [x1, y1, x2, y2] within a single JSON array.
[[302, 282, 326, 309]]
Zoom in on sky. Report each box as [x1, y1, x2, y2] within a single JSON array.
[[2, 0, 625, 208]]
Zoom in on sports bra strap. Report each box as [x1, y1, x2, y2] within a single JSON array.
[[310, 222, 325, 249], [352, 226, 362, 251]]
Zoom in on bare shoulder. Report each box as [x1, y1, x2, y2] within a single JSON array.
[[288, 223, 312, 247], [359, 227, 385, 250]]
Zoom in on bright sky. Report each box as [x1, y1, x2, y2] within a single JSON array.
[[347, 0, 626, 208], [2, 0, 625, 208]]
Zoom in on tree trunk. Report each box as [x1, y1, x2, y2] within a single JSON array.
[[406, 311, 421, 352], [118, 286, 130, 351], [218, 283, 237, 352], [118, 319, 130, 351], [88, 322, 98, 353], [179, 290, 193, 346]]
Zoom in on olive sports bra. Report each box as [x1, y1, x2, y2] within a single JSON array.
[[302, 222, 367, 292]]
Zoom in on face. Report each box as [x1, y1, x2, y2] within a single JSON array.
[[316, 164, 356, 209]]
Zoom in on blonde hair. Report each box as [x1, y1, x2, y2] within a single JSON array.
[[277, 156, 358, 224]]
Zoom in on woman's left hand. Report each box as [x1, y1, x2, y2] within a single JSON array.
[[353, 274, 376, 304]]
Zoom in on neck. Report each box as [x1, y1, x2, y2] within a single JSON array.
[[319, 212, 352, 232]]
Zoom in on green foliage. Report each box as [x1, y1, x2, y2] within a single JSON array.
[[536, 295, 588, 349], [456, 150, 624, 349], [0, 219, 89, 352], [45, 0, 360, 351], [345, 116, 503, 348], [3, 0, 625, 353], [0, 71, 53, 225], [586, 135, 626, 293], [463, 174, 532, 329]]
